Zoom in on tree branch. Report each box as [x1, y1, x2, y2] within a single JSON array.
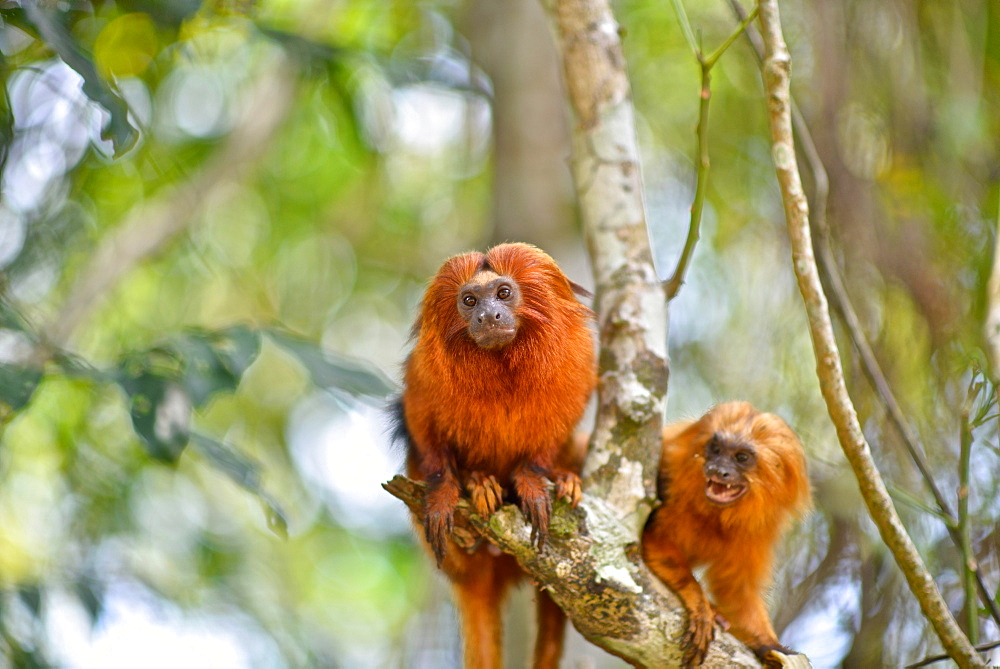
[[383, 476, 760, 667], [385, 1, 771, 661], [728, 0, 1000, 630], [756, 1, 982, 666], [665, 2, 758, 299], [985, 199, 1000, 382], [44, 57, 298, 350], [540, 0, 667, 531]]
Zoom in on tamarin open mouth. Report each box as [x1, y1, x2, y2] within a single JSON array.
[[705, 478, 748, 505]]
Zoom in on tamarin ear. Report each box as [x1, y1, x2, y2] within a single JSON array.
[[569, 281, 592, 299]]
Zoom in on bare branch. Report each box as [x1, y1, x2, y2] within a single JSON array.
[[906, 640, 1000, 669], [728, 0, 1000, 629], [957, 392, 978, 644], [756, 1, 982, 666]]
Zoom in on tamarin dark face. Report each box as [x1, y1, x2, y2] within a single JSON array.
[[702, 433, 755, 506], [457, 270, 522, 350]]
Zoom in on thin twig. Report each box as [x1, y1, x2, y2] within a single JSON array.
[[664, 2, 758, 299], [727, 0, 1000, 631], [668, 0, 700, 57], [905, 640, 1000, 669], [958, 387, 978, 644], [704, 5, 758, 68], [985, 198, 1000, 382], [756, 0, 982, 665]]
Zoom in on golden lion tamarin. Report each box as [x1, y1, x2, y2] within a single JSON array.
[[393, 242, 596, 669], [643, 401, 811, 666]]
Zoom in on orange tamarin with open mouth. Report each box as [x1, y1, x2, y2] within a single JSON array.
[[393, 242, 596, 669], [643, 401, 811, 666]]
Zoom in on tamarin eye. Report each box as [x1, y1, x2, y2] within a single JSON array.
[[497, 286, 511, 299], [735, 451, 751, 463], [463, 295, 477, 307]]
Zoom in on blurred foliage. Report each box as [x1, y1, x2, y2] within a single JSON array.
[[0, 0, 997, 667]]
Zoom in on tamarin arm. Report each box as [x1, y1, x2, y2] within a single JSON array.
[[415, 442, 462, 566], [706, 553, 781, 653], [643, 525, 716, 666]]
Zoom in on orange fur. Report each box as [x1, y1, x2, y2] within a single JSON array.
[[643, 401, 811, 666], [398, 243, 596, 669]]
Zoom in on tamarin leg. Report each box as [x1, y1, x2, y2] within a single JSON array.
[[533, 587, 567, 669], [454, 579, 502, 669], [455, 559, 503, 669], [450, 551, 520, 669]]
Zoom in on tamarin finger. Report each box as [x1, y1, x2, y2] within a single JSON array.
[[424, 477, 460, 566], [466, 471, 504, 517], [551, 470, 582, 507], [513, 465, 552, 549]]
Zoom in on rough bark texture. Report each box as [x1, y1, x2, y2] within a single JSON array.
[[542, 0, 666, 537], [756, 1, 982, 667], [383, 476, 759, 667]]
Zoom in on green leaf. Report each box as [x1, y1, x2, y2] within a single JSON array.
[[172, 326, 260, 407], [0, 297, 36, 334], [117, 0, 204, 30], [17, 584, 41, 617], [21, 4, 139, 157], [258, 27, 341, 73], [172, 327, 261, 408], [190, 432, 288, 539], [888, 485, 954, 526], [114, 327, 261, 458], [0, 363, 43, 412], [266, 328, 397, 399], [116, 351, 189, 462], [74, 576, 103, 625]]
